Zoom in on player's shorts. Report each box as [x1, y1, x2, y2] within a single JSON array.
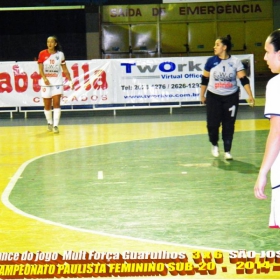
[[41, 85, 63, 98], [269, 158, 280, 228], [269, 187, 280, 228]]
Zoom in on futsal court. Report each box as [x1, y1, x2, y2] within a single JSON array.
[[1, 77, 280, 279]]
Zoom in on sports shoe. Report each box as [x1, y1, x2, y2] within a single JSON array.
[[211, 145, 219, 157], [224, 152, 233, 160], [269, 225, 280, 228], [47, 123, 53, 132], [53, 126, 59, 134]]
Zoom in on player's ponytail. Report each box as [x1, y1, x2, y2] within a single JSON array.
[[268, 29, 280, 52], [217, 35, 232, 53]]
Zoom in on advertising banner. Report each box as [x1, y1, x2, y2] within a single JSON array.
[[112, 54, 254, 103], [0, 60, 113, 107], [0, 55, 254, 107]]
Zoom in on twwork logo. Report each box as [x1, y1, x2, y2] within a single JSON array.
[[120, 61, 202, 74]]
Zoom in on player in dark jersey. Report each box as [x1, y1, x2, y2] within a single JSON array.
[[200, 35, 254, 160]]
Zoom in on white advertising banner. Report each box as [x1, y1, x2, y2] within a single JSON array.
[[112, 54, 254, 103], [0, 55, 254, 107], [0, 60, 113, 107]]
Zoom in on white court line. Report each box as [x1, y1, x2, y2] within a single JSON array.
[[1, 138, 236, 253], [98, 170, 104, 180]]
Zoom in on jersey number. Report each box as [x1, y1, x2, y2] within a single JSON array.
[[229, 105, 236, 117]]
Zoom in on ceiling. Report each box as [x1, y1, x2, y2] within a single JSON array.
[[0, 0, 162, 8]]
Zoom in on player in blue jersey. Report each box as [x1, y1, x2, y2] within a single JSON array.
[[200, 35, 254, 160], [254, 29, 280, 228]]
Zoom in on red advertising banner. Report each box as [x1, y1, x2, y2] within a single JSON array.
[[0, 55, 254, 107]]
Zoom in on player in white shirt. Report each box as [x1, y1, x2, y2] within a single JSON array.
[[254, 29, 280, 228], [200, 35, 254, 160], [38, 36, 73, 133]]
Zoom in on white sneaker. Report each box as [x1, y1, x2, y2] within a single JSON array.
[[224, 152, 233, 160], [211, 145, 219, 157], [47, 123, 53, 132], [53, 126, 59, 134]]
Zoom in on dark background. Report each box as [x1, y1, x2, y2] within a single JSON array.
[[0, 0, 162, 7], [0, 9, 87, 61], [0, 0, 162, 61]]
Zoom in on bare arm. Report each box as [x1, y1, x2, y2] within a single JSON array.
[[254, 115, 280, 199], [61, 64, 72, 81], [61, 64, 73, 89], [200, 70, 209, 104], [38, 63, 50, 86]]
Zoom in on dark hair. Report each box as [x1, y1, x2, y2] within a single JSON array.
[[267, 29, 280, 52], [48, 35, 62, 51], [217, 34, 232, 53]]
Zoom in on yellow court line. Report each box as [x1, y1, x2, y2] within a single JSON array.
[[254, 98, 265, 107]]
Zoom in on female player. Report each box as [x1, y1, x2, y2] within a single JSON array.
[[254, 29, 280, 228], [38, 36, 73, 133], [200, 35, 254, 160]]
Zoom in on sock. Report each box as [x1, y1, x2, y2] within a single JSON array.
[[44, 110, 52, 125], [223, 139, 232, 153], [53, 108, 61, 127]]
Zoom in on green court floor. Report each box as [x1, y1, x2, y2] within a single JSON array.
[[8, 130, 280, 252]]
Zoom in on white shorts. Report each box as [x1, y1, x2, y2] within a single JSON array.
[[41, 85, 63, 98], [269, 156, 280, 228], [269, 187, 280, 228]]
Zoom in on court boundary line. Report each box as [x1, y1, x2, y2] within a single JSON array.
[[1, 135, 250, 253]]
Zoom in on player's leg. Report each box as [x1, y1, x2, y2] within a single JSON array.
[[206, 91, 222, 157], [51, 86, 63, 133], [41, 86, 53, 131], [221, 91, 239, 159]]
